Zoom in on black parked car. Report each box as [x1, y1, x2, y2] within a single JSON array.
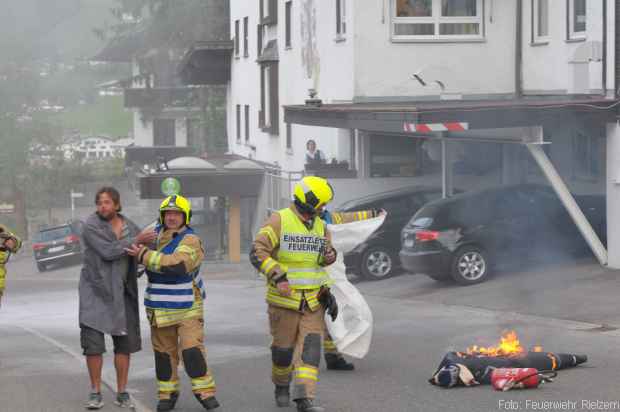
[[339, 186, 443, 280], [33, 220, 84, 272], [399, 184, 606, 285]]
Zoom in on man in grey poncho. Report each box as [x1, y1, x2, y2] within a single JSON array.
[[79, 186, 156, 409]]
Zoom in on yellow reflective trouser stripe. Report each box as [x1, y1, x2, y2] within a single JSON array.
[[158, 380, 180, 392], [295, 366, 318, 381], [177, 245, 197, 262], [259, 227, 278, 247], [191, 376, 216, 390], [324, 340, 337, 350], [273, 365, 293, 376]]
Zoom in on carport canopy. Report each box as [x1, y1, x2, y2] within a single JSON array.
[[284, 96, 620, 267]]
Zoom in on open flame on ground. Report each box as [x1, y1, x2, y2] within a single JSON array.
[[465, 330, 543, 357]]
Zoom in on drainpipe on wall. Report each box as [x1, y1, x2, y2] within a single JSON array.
[[602, 0, 607, 96], [515, 0, 523, 98]]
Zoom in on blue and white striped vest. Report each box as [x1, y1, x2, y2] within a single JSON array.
[[144, 227, 206, 310]]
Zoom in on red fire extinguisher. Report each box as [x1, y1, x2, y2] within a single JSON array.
[[491, 368, 557, 391]]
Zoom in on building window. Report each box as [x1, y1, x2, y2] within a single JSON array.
[[285, 1, 292, 48], [243, 17, 249, 57], [260, 0, 278, 26], [260, 63, 279, 135], [153, 119, 176, 146], [336, 0, 347, 37], [286, 123, 292, 149], [234, 20, 240, 56], [572, 130, 604, 181], [187, 118, 202, 150], [244, 105, 250, 142], [532, 0, 549, 43], [369, 134, 440, 177], [391, 0, 483, 41], [568, 0, 586, 40], [257, 24, 264, 56], [236, 104, 241, 142]]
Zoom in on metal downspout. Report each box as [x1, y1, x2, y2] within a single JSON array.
[[526, 144, 608, 266], [515, 0, 523, 98], [441, 140, 448, 199], [603, 0, 608, 96]]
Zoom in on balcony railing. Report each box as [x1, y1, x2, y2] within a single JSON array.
[[124, 87, 201, 109]]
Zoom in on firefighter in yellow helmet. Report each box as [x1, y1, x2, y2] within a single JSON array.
[[250, 176, 338, 412], [0, 224, 22, 309], [125, 195, 219, 411]]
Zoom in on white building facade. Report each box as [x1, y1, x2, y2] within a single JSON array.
[[230, 0, 620, 267], [230, 0, 613, 194]]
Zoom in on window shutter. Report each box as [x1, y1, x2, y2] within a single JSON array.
[[257, 24, 263, 56], [269, 63, 279, 135], [259, 66, 266, 127], [269, 0, 278, 25]]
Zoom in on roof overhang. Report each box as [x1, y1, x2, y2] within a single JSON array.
[[179, 41, 233, 85], [284, 96, 620, 133], [256, 40, 279, 63]]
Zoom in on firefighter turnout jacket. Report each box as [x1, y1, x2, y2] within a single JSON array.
[[138, 226, 206, 327], [251, 205, 336, 311], [0, 225, 22, 295]]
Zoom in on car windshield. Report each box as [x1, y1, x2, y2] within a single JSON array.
[[36, 226, 72, 242]]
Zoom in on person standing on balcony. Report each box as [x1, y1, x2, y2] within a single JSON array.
[[305, 139, 326, 166]]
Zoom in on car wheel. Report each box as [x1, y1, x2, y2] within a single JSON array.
[[36, 262, 46, 272], [360, 247, 395, 280], [450, 246, 491, 285]]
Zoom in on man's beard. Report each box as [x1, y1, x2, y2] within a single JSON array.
[[97, 211, 116, 221]]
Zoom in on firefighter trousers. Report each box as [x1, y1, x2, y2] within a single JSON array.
[[150, 317, 216, 400], [268, 303, 324, 400]]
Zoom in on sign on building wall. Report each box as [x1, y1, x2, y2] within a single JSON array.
[[0, 203, 15, 215]]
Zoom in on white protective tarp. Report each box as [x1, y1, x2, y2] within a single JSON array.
[[324, 215, 386, 359]]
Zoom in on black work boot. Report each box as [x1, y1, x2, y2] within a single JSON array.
[[157, 392, 179, 412], [325, 353, 355, 371], [295, 398, 325, 412], [194, 394, 220, 410], [274, 385, 290, 407]]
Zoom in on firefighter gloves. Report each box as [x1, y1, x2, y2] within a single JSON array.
[[319, 289, 338, 321]]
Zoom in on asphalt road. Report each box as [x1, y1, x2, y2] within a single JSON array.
[[2, 255, 620, 412]]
